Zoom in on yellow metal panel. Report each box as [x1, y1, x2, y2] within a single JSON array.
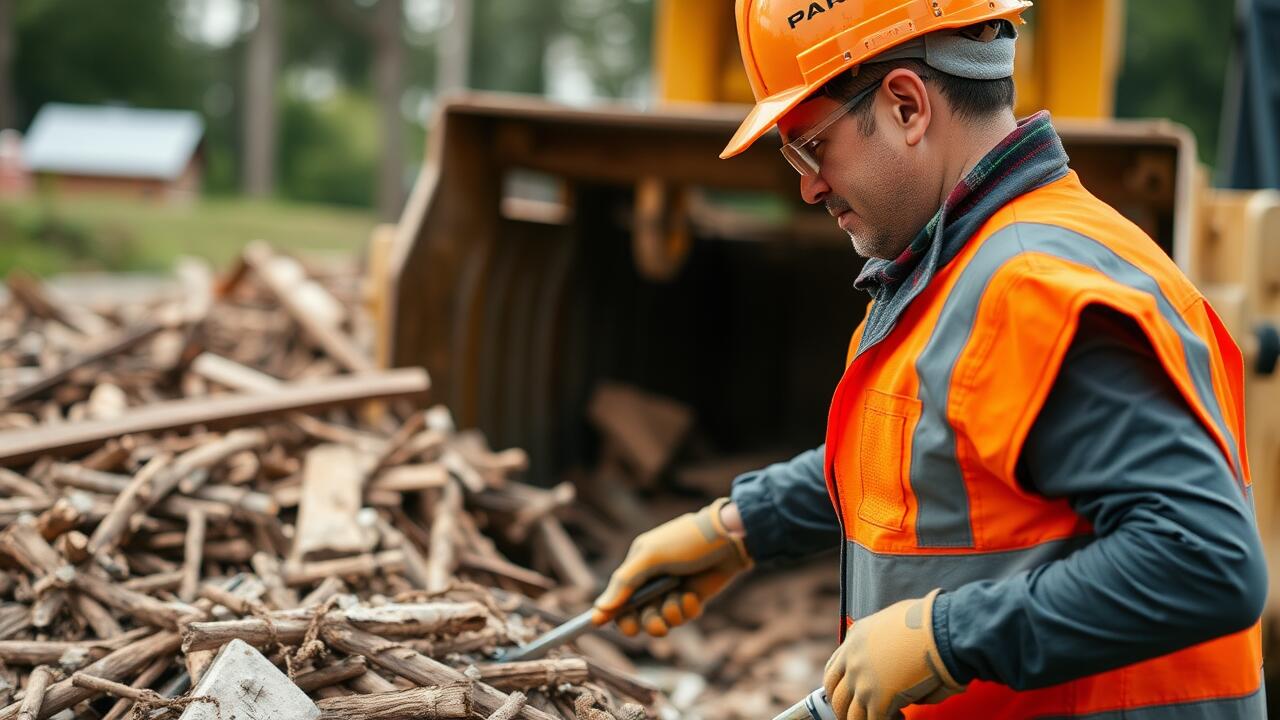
[[1016, 0, 1125, 119], [655, 0, 1125, 117], [654, 0, 725, 102], [654, 0, 753, 104]]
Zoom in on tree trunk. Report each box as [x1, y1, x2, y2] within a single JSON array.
[[372, 0, 406, 221], [436, 0, 473, 96], [242, 0, 281, 197], [0, 0, 14, 130]]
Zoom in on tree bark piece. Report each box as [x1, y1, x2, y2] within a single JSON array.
[[347, 670, 398, 695], [298, 577, 345, 608], [0, 642, 103, 667], [293, 656, 368, 693], [0, 369, 430, 467], [71, 572, 186, 630], [487, 691, 527, 720], [369, 463, 448, 493], [315, 684, 471, 719], [533, 517, 596, 596], [0, 631, 180, 720], [35, 495, 89, 542], [251, 552, 298, 610], [48, 464, 233, 524], [425, 481, 462, 592], [319, 622, 557, 720], [582, 658, 658, 706], [178, 509, 206, 603], [283, 550, 405, 588], [99, 656, 167, 720], [457, 551, 556, 593], [292, 444, 372, 561], [15, 665, 52, 720], [85, 454, 172, 558], [70, 593, 122, 640], [242, 242, 373, 373], [472, 658, 589, 691], [375, 517, 429, 590], [69, 672, 152, 701], [182, 601, 488, 653], [1, 323, 161, 410], [0, 468, 48, 501]]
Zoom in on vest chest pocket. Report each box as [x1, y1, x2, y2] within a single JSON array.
[[857, 389, 919, 532]]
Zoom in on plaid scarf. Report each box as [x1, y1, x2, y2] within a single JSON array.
[[851, 111, 1069, 355]]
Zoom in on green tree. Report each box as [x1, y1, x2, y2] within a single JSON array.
[[12, 0, 206, 128], [469, 0, 561, 94], [1114, 0, 1234, 165]]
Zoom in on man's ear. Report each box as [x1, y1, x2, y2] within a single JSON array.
[[880, 68, 931, 147]]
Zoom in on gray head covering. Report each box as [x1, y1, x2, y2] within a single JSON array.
[[867, 21, 1017, 80]]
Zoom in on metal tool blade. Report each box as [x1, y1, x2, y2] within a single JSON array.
[[493, 575, 681, 662]]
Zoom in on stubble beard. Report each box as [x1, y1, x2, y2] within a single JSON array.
[[848, 227, 899, 260], [829, 196, 898, 260]]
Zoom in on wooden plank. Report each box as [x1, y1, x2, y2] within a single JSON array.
[[292, 444, 372, 561], [587, 383, 693, 487], [242, 242, 373, 373], [0, 369, 430, 467]]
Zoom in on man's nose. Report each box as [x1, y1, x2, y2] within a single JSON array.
[[800, 172, 831, 205]]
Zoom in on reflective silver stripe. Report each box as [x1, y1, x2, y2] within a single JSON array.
[[843, 536, 1090, 619], [1008, 223, 1244, 482], [909, 222, 1244, 548], [1034, 683, 1265, 719]]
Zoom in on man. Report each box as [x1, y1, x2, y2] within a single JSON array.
[[591, 1, 1268, 719]]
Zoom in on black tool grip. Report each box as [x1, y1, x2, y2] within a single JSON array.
[[622, 575, 683, 610]]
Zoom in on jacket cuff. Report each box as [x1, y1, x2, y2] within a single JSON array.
[[931, 591, 975, 685], [729, 472, 791, 564]]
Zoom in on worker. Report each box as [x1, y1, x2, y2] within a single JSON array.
[[591, 1, 1267, 718]]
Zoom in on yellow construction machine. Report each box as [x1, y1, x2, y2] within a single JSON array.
[[370, 0, 1280, 634]]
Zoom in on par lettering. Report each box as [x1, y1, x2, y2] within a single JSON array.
[[788, 0, 846, 30]]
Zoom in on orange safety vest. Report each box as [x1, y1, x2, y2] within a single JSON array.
[[823, 170, 1263, 717]]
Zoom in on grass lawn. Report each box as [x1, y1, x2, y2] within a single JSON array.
[[0, 193, 380, 276]]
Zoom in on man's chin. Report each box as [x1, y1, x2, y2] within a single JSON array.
[[849, 234, 890, 261]]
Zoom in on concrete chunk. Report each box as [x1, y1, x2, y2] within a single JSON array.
[[180, 638, 319, 720]]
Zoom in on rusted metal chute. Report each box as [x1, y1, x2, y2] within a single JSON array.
[[371, 94, 1201, 485]]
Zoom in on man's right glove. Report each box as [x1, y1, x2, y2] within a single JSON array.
[[591, 497, 752, 637]]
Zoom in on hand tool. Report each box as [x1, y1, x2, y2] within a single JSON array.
[[772, 687, 837, 720], [492, 575, 681, 662]]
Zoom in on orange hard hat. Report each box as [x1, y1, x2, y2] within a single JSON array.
[[721, 0, 1032, 159]]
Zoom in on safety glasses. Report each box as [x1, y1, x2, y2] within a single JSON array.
[[780, 82, 879, 177]]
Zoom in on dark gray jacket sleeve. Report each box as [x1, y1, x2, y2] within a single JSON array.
[[729, 446, 839, 563], [933, 308, 1267, 689]]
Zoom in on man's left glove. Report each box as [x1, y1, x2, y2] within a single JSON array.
[[823, 589, 964, 720]]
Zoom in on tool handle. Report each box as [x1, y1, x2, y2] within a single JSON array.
[[771, 688, 837, 720], [623, 574, 683, 610], [494, 575, 683, 663]]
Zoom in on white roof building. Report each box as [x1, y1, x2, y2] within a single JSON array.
[[22, 103, 204, 181]]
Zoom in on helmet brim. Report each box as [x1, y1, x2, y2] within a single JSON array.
[[719, 85, 813, 160]]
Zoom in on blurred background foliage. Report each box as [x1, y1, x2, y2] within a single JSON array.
[[0, 0, 1239, 273], [7, 0, 658, 206], [8, 0, 1234, 204]]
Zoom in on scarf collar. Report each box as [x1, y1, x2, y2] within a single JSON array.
[[851, 111, 1070, 354]]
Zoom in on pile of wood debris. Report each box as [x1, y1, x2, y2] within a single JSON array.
[[0, 243, 663, 719], [577, 387, 839, 719]]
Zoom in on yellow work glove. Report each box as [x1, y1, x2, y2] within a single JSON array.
[[824, 589, 964, 720], [591, 497, 752, 637]]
